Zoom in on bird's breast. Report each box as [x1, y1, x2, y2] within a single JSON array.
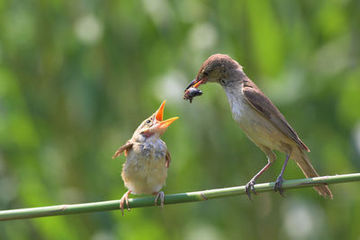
[[121, 139, 168, 194]]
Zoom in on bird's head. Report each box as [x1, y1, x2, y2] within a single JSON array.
[[133, 101, 179, 140], [185, 54, 243, 90]]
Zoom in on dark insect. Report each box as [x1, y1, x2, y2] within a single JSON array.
[[183, 87, 203, 103]]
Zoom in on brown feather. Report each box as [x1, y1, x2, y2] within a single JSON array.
[[242, 78, 310, 152], [113, 141, 133, 159], [165, 150, 171, 168]]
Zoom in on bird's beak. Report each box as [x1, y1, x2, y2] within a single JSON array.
[[153, 100, 179, 133], [184, 77, 206, 91]]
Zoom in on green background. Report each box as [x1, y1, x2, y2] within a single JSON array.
[[1, 0, 360, 239]]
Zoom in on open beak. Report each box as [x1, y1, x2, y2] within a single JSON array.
[[184, 77, 206, 91], [154, 100, 179, 132]]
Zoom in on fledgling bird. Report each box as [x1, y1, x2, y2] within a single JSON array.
[[113, 101, 179, 214], [184, 54, 332, 199]]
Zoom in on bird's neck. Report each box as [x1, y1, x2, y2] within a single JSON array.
[[223, 83, 244, 121], [221, 70, 248, 122], [133, 132, 161, 144]]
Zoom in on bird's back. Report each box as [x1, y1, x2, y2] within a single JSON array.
[[224, 82, 298, 154]]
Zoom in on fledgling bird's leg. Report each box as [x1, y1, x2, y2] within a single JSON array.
[[245, 147, 276, 199], [154, 191, 165, 207], [120, 190, 131, 215], [274, 154, 290, 196]]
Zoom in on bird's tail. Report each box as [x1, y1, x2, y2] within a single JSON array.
[[292, 147, 333, 199]]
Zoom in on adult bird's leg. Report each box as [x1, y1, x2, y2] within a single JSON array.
[[274, 154, 290, 196], [245, 147, 276, 199], [120, 190, 131, 215], [154, 191, 165, 207]]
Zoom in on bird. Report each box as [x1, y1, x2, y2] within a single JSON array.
[[113, 100, 179, 214], [184, 54, 333, 199]]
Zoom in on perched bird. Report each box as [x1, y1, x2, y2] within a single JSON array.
[[113, 101, 179, 214], [184, 54, 332, 199]]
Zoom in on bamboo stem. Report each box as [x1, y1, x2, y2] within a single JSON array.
[[1, 173, 359, 221]]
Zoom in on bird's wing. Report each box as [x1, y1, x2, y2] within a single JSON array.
[[112, 141, 133, 158], [242, 82, 310, 152], [165, 150, 171, 168]]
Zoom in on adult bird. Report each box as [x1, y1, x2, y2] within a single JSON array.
[[184, 54, 332, 199], [113, 101, 179, 214]]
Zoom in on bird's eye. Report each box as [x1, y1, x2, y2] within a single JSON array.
[[220, 79, 226, 85], [146, 119, 151, 124]]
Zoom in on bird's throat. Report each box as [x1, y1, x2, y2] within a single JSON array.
[[223, 82, 247, 122]]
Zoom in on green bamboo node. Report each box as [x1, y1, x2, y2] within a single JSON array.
[[1, 173, 359, 221]]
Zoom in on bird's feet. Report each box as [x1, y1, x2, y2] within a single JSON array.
[[154, 191, 165, 207], [274, 176, 285, 197], [245, 179, 257, 200], [120, 190, 131, 216]]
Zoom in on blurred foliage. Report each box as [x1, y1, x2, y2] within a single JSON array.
[[0, 0, 360, 239]]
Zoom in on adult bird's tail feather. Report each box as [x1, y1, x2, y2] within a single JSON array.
[[293, 147, 333, 199]]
